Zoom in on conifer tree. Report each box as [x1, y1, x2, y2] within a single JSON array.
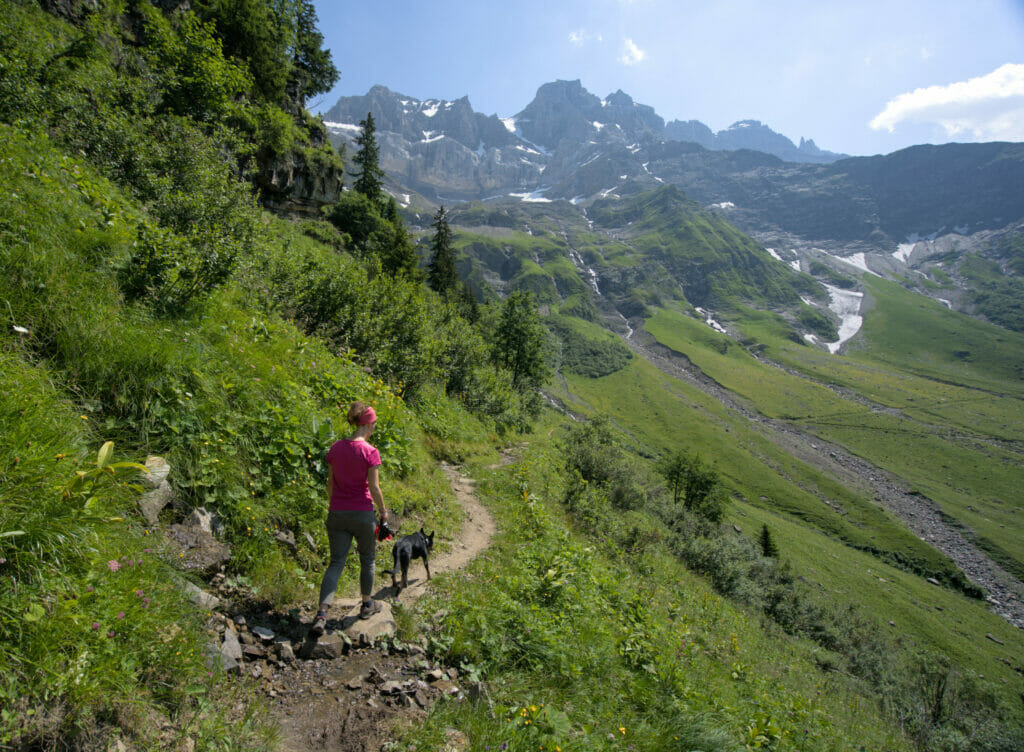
[[759, 523, 779, 558], [381, 197, 420, 278], [353, 112, 385, 204], [457, 281, 479, 323], [427, 205, 458, 296], [491, 290, 550, 392]]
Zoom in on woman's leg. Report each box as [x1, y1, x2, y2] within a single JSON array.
[[317, 511, 354, 609], [351, 509, 378, 599]]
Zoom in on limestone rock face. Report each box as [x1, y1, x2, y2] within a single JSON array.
[[256, 149, 344, 218]]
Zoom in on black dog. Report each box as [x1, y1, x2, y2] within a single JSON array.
[[384, 528, 434, 593]]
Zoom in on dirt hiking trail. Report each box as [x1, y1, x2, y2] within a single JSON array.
[[210, 459, 499, 752]]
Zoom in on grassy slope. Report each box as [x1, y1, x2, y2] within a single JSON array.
[[545, 334, 1024, 705], [698, 278, 1024, 580], [399, 434, 911, 752]]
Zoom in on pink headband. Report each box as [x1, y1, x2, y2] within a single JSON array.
[[357, 407, 377, 425]]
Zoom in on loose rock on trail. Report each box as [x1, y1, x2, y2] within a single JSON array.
[[207, 461, 497, 752]]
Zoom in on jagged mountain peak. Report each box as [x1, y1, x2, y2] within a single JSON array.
[[604, 89, 634, 107]]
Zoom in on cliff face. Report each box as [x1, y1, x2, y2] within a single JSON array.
[[255, 119, 344, 218]]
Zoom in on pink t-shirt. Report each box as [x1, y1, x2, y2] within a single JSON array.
[[326, 439, 381, 511]]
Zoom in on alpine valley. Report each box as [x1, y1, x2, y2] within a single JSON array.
[[323, 80, 1024, 629], [5, 1, 1024, 747]]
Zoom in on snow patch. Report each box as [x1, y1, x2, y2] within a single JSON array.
[[765, 247, 783, 262], [324, 121, 360, 134], [580, 153, 601, 168], [501, 117, 517, 133], [838, 252, 881, 277], [711, 201, 735, 209], [420, 133, 444, 144], [789, 259, 801, 271], [800, 296, 814, 306], [893, 243, 916, 263], [509, 188, 552, 203], [619, 174, 628, 180], [695, 307, 728, 334], [938, 298, 953, 309], [421, 102, 440, 117], [823, 284, 864, 354], [592, 121, 605, 131], [570, 195, 587, 205], [599, 186, 619, 198]]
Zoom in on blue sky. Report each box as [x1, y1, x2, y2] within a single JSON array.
[[309, 1, 1024, 157]]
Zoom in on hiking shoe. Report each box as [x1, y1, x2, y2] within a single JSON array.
[[309, 612, 327, 637], [359, 599, 382, 620]]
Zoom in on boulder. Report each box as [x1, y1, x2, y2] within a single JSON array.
[[141, 456, 171, 488], [221, 630, 243, 664], [137, 457, 173, 525], [346, 601, 397, 646], [251, 626, 275, 643], [276, 642, 296, 663], [182, 581, 221, 611], [301, 632, 347, 660], [167, 514, 231, 573]]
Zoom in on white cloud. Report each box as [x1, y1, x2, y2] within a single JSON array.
[[620, 38, 646, 66], [569, 29, 603, 46], [870, 63, 1024, 142]]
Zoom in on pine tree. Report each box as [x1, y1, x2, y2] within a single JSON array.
[[381, 197, 420, 278], [491, 290, 550, 391], [457, 281, 479, 323], [353, 112, 385, 204], [427, 205, 458, 296], [286, 0, 339, 103], [759, 523, 779, 558]]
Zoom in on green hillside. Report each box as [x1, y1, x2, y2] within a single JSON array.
[[3, 3, 1022, 751]]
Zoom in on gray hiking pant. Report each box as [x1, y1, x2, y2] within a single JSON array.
[[317, 509, 376, 607]]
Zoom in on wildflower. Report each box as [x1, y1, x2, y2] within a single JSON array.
[[143, 598, 151, 606], [136, 590, 144, 597], [80, 415, 88, 420], [55, 453, 66, 460], [91, 622, 100, 630], [107, 630, 114, 638], [107, 560, 121, 572], [86, 586, 94, 592], [117, 611, 125, 619], [619, 727, 627, 735]]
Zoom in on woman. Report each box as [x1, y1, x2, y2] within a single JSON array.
[[310, 401, 389, 636]]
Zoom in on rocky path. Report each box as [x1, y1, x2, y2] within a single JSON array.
[[207, 461, 498, 752], [618, 325, 1024, 628]]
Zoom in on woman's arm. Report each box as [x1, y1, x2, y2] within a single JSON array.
[[367, 465, 388, 520]]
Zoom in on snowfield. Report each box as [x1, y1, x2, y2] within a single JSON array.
[[823, 284, 864, 354]]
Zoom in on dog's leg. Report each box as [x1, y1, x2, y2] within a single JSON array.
[[424, 556, 431, 580]]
